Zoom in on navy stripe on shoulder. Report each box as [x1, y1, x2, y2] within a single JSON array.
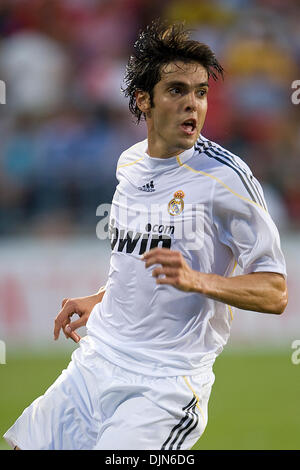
[[199, 137, 267, 208], [195, 139, 267, 210], [196, 137, 267, 209]]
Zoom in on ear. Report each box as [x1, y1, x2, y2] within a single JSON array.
[[135, 90, 151, 116]]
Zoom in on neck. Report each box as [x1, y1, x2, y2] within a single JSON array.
[[147, 135, 183, 159]]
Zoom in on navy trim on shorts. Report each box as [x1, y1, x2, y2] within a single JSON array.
[[161, 397, 199, 450]]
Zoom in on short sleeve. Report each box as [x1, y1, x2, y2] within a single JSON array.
[[213, 172, 287, 278]]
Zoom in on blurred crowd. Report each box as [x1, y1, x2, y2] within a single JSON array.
[[0, 0, 299, 237]]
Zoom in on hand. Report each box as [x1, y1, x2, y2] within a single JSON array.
[[53, 292, 104, 343], [142, 247, 198, 292]]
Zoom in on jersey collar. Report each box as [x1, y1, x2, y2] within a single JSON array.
[[142, 140, 194, 170]]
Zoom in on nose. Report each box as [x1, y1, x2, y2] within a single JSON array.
[[184, 92, 197, 112]]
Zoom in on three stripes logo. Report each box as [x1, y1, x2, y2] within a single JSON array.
[[161, 397, 199, 450], [138, 180, 155, 192]]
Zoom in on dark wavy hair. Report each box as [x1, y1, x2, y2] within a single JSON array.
[[122, 19, 224, 123]]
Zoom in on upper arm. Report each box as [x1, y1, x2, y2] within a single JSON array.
[[212, 170, 287, 280]]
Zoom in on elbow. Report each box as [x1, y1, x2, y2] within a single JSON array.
[[277, 291, 288, 315], [271, 286, 288, 315]]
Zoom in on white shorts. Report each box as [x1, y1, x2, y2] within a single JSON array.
[[3, 336, 215, 450]]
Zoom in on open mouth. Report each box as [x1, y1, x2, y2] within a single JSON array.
[[180, 118, 197, 136]]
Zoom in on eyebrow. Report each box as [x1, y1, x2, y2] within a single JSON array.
[[164, 80, 209, 88]]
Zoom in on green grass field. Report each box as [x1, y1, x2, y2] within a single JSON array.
[[1, 348, 299, 450]]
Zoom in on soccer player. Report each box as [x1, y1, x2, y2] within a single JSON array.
[[4, 20, 287, 450]]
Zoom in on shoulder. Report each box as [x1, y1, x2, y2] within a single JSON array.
[[195, 135, 253, 179], [116, 139, 146, 170], [195, 135, 267, 210]]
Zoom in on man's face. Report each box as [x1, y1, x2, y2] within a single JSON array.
[[140, 61, 209, 158]]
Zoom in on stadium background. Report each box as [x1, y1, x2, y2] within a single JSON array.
[[0, 0, 299, 450]]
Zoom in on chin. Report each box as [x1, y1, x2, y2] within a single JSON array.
[[178, 136, 198, 149]]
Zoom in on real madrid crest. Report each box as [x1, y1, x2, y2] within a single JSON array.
[[168, 190, 185, 216]]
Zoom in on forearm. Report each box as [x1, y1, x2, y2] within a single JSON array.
[[143, 248, 288, 315], [96, 285, 106, 301], [193, 271, 288, 314]]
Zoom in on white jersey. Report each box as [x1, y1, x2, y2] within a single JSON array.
[[87, 135, 287, 376]]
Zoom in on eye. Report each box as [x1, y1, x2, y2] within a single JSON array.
[[197, 89, 208, 97], [169, 87, 182, 96]]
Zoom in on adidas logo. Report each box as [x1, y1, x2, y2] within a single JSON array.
[[138, 180, 155, 192]]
